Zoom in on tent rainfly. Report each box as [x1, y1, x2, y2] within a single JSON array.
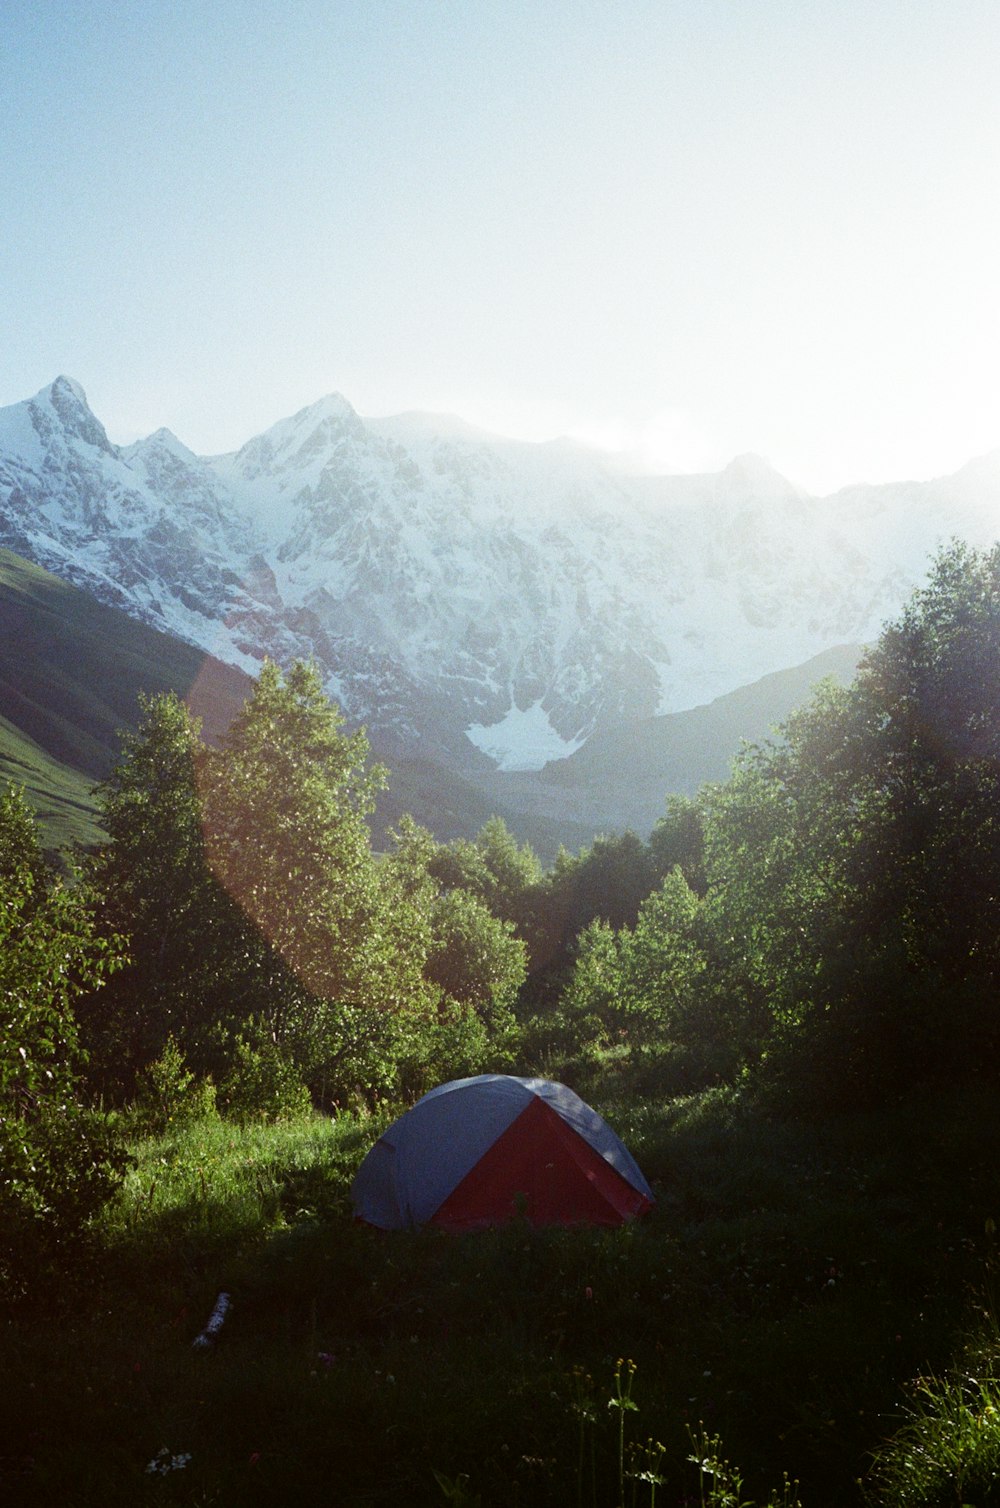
[[350, 1074, 654, 1230]]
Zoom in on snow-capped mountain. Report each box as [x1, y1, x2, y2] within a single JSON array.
[[3, 375, 999, 774]]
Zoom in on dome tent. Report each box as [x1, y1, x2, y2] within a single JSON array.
[[350, 1074, 654, 1231]]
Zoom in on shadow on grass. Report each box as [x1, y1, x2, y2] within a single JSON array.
[[4, 1089, 1000, 1506]]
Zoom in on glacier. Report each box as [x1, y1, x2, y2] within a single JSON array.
[[466, 699, 587, 771]]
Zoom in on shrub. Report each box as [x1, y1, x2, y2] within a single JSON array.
[[0, 1100, 131, 1296], [131, 1035, 217, 1136], [0, 783, 130, 1297], [219, 1027, 312, 1123]]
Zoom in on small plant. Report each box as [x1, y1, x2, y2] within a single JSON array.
[[609, 1358, 639, 1507], [433, 1469, 482, 1505], [219, 1028, 311, 1124], [132, 1035, 217, 1135], [568, 1364, 598, 1508], [0, 1098, 131, 1295], [687, 1426, 802, 1508], [627, 1436, 666, 1507]]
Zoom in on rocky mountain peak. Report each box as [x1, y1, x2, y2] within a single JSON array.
[[720, 452, 800, 498], [35, 375, 116, 457], [2, 377, 997, 777]]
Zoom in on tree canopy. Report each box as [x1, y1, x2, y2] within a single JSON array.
[[0, 784, 127, 1289], [10, 539, 1000, 1217], [82, 661, 527, 1110], [548, 542, 1000, 1105]]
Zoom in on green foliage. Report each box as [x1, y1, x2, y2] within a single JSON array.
[[218, 1023, 312, 1124], [198, 660, 441, 1105], [132, 1036, 217, 1136], [0, 778, 50, 891], [85, 690, 238, 1088], [425, 887, 527, 1029], [1, 1099, 130, 1253], [549, 869, 732, 1092], [430, 815, 542, 934], [84, 664, 536, 1116], [202, 660, 387, 1002], [520, 544, 1000, 1110], [528, 830, 657, 980], [624, 868, 707, 1042], [666, 541, 1000, 1106], [867, 1365, 1000, 1507], [0, 784, 115, 1115], [380, 815, 530, 1096], [86, 663, 449, 1108], [431, 820, 539, 910], [559, 917, 625, 1051], [394, 999, 500, 1101], [77, 541, 1000, 1124], [648, 793, 708, 895], [110, 1107, 352, 1245], [0, 783, 129, 1290]]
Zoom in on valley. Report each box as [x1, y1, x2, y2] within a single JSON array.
[[8, 372, 999, 852]]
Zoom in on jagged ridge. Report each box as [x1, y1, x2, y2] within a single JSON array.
[[2, 376, 999, 773]]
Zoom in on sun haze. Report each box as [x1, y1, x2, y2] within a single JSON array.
[[3, 0, 999, 493]]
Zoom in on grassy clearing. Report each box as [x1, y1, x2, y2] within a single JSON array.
[[3, 1086, 999, 1506]]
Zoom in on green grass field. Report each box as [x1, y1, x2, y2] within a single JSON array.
[[4, 1084, 998, 1507]]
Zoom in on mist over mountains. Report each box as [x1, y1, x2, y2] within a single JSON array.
[[2, 375, 999, 842]]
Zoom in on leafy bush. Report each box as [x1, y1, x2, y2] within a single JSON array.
[[0, 1099, 131, 1294], [393, 997, 511, 1103], [219, 1026, 312, 1123], [0, 783, 130, 1295], [131, 1035, 217, 1136]]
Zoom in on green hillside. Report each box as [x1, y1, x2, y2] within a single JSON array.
[[0, 711, 104, 854], [0, 548, 252, 853]]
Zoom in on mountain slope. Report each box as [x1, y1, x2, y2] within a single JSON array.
[[0, 546, 593, 856], [0, 711, 104, 856], [0, 547, 253, 852], [497, 641, 864, 836], [6, 377, 997, 786], [1, 546, 859, 860]]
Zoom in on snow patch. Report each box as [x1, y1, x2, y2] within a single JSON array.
[[466, 699, 585, 771]]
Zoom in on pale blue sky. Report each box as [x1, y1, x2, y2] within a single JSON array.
[[3, 0, 999, 491]]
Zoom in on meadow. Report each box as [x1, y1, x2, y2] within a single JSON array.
[[9, 547, 1000, 1505], [5, 1081, 999, 1508]]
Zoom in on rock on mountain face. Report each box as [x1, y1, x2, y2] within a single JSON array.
[[2, 375, 999, 774]]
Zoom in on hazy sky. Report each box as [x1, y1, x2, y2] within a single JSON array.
[[3, 0, 999, 492]]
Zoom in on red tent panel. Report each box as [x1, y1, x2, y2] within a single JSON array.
[[430, 1094, 652, 1230]]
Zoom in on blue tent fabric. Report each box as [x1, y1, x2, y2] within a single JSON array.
[[350, 1074, 653, 1230]]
